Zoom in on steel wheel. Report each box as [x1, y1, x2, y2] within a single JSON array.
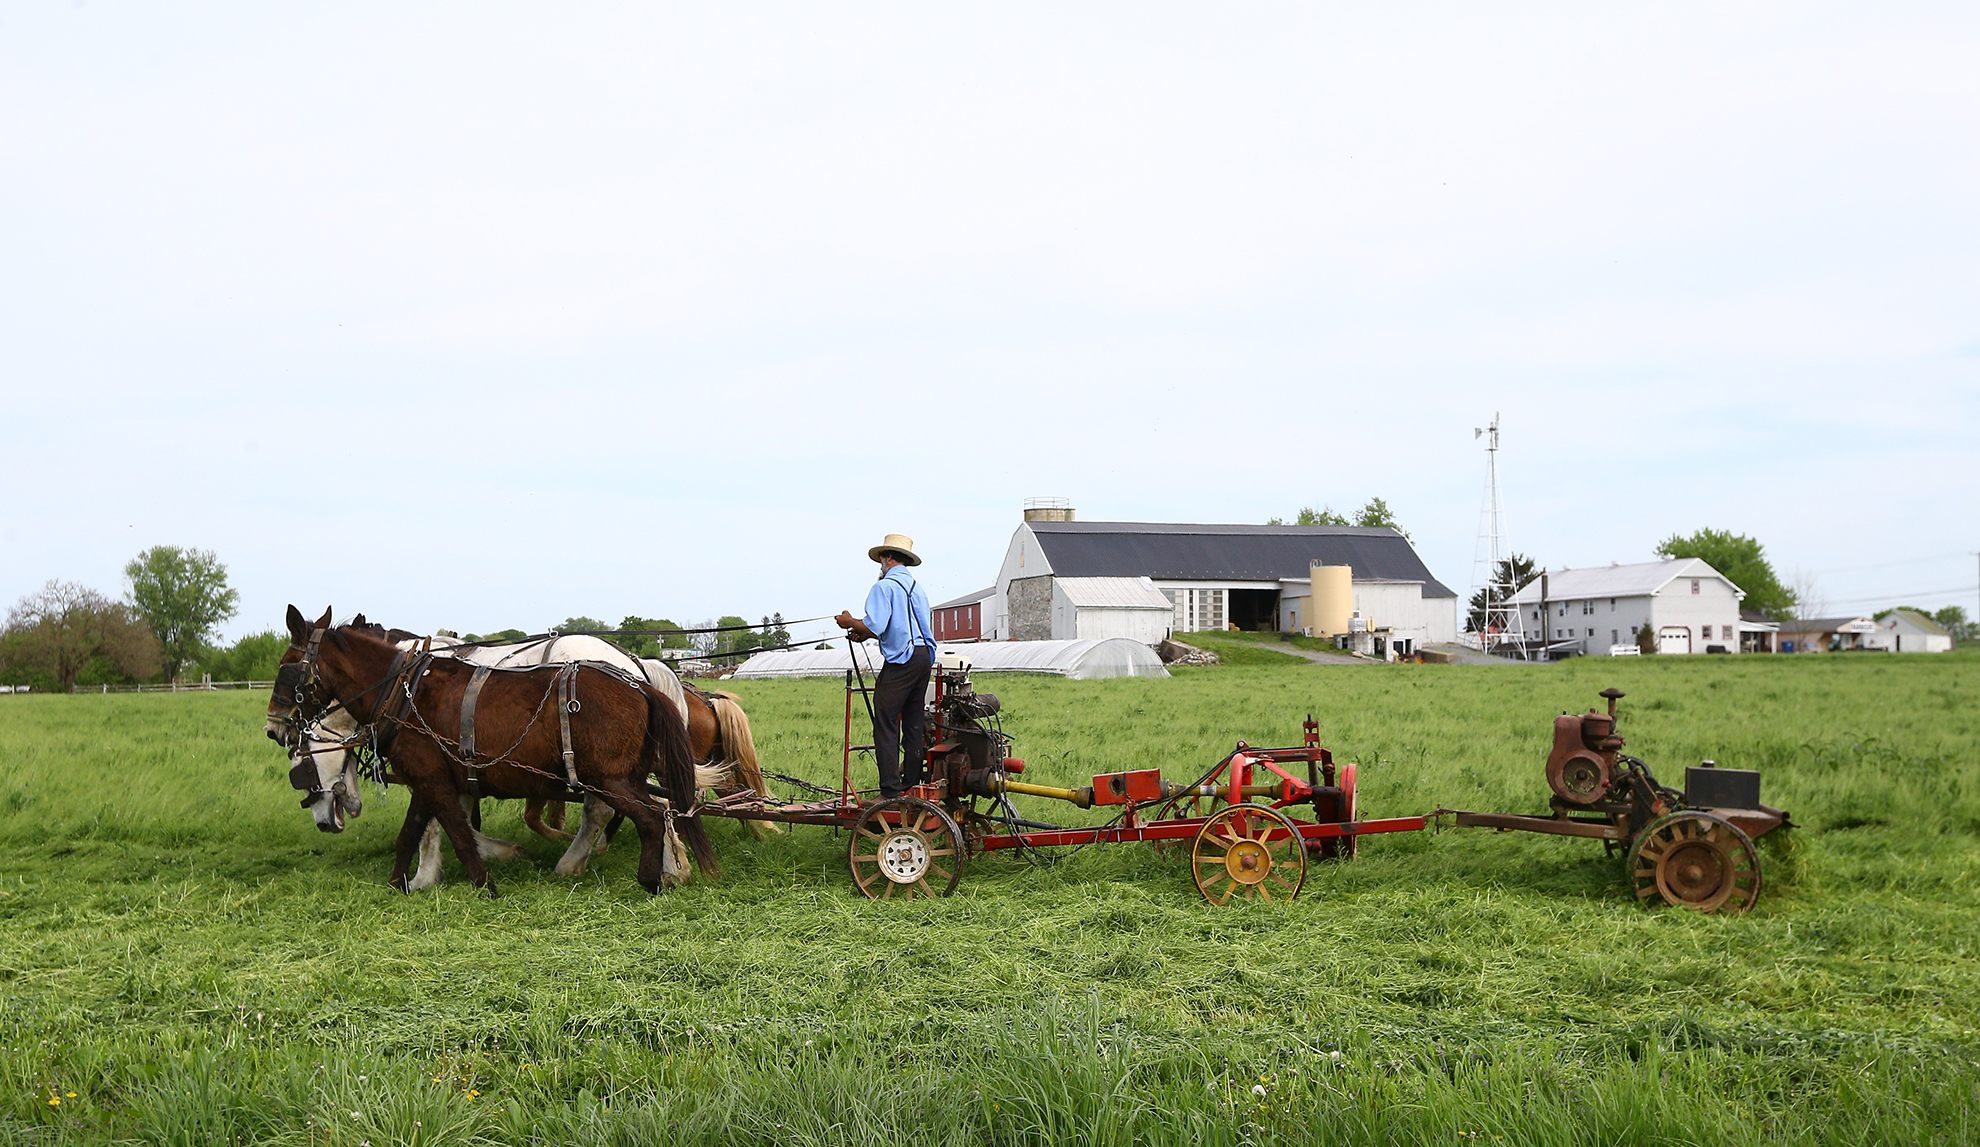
[[1191, 803, 1307, 905], [1319, 761, 1358, 861], [1628, 811, 1761, 913], [848, 797, 964, 900], [1148, 789, 1227, 855]]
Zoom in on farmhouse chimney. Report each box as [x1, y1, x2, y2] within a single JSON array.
[[1023, 497, 1075, 523]]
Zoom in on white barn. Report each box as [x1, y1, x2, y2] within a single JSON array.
[[1508, 558, 1744, 656], [986, 509, 1458, 658]]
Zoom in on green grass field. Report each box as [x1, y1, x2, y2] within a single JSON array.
[[3, 647, 1977, 1145]]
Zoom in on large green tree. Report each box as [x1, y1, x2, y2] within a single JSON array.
[[124, 546, 239, 683], [1351, 496, 1411, 541], [1654, 529, 1796, 620], [711, 614, 763, 657], [3, 579, 162, 691]]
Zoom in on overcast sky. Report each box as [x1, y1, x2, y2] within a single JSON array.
[[4, 3, 1975, 646]]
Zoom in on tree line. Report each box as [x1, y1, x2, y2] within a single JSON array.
[[2, 544, 805, 691], [1, 546, 240, 691], [464, 614, 797, 659]]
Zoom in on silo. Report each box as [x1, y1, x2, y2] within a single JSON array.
[[1023, 497, 1075, 522], [1309, 562, 1353, 636]]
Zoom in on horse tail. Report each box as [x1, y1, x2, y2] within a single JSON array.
[[706, 690, 782, 838], [643, 682, 718, 877], [705, 691, 771, 798]]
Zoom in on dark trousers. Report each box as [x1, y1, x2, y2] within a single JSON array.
[[872, 645, 933, 798]]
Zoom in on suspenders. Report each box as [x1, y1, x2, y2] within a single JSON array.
[[885, 571, 933, 657]]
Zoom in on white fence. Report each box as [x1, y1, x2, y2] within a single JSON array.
[[61, 679, 274, 695]]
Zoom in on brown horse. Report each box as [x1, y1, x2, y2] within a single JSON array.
[[353, 621, 779, 845], [275, 606, 715, 895]]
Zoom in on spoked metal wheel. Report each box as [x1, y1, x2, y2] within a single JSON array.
[[1628, 810, 1761, 913], [1191, 803, 1307, 905], [848, 797, 964, 900]]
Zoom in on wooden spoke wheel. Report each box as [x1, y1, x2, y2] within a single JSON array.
[[1628, 811, 1761, 914], [848, 797, 964, 901], [1190, 803, 1307, 905]]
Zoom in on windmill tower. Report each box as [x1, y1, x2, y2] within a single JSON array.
[[1470, 414, 1528, 658]]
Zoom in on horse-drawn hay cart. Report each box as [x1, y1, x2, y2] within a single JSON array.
[[690, 653, 1792, 912]]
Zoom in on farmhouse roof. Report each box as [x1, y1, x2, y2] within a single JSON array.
[[1026, 521, 1456, 598], [1508, 558, 1741, 604], [934, 586, 995, 610]]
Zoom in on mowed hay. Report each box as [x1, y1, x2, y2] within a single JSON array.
[[1, 650, 1977, 1145]]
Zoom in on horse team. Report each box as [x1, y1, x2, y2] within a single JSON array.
[[266, 605, 775, 896]]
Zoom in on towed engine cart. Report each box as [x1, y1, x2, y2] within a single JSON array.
[[1437, 688, 1793, 913]]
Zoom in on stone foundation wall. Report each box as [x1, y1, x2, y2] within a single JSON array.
[[1008, 576, 1054, 642]]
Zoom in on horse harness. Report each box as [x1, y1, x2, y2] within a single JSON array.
[[281, 629, 714, 806]]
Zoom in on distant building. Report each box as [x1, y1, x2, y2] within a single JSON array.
[[932, 587, 993, 643], [1776, 616, 1880, 653], [1508, 558, 1744, 656], [1864, 610, 1953, 654], [984, 504, 1458, 658]]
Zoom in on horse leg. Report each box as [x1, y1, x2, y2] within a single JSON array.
[[411, 820, 445, 891], [595, 782, 680, 894], [524, 797, 575, 844], [391, 798, 436, 893], [431, 791, 498, 897], [468, 794, 525, 862], [553, 797, 615, 877]]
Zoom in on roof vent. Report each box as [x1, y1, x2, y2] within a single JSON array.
[[1023, 497, 1075, 523]]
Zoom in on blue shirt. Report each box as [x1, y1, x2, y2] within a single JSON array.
[[862, 567, 936, 665]]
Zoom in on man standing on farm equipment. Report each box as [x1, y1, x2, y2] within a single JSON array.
[[835, 533, 937, 800]]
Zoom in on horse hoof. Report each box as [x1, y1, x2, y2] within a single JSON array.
[[482, 884, 500, 900], [640, 879, 661, 895]]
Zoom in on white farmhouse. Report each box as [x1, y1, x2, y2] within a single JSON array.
[[986, 505, 1458, 658], [1507, 558, 1744, 656]]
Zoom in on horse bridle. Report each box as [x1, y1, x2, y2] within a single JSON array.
[[275, 625, 416, 805]]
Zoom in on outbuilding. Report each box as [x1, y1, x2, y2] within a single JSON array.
[[1864, 610, 1953, 654]]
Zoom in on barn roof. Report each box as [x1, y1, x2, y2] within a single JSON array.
[[1026, 521, 1456, 598], [934, 586, 995, 610], [1884, 609, 1949, 636]]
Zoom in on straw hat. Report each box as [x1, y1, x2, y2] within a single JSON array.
[[867, 533, 922, 566]]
